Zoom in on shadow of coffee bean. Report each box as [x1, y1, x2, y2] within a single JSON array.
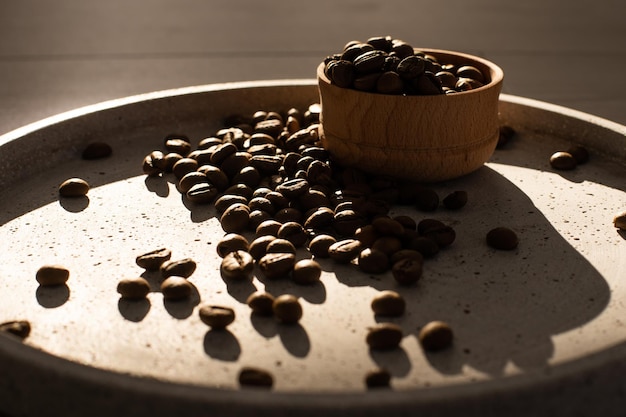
[[277, 323, 310, 358], [369, 346, 412, 378], [58, 196, 89, 213], [144, 175, 170, 198], [162, 283, 201, 319], [203, 329, 241, 361], [250, 313, 279, 338], [117, 298, 151, 322], [36, 284, 70, 308]]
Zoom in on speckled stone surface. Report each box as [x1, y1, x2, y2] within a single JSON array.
[[1, 82, 625, 416]]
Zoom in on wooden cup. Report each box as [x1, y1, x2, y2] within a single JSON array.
[[317, 49, 504, 182]]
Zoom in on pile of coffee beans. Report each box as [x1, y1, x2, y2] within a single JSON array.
[[323, 35, 488, 95]]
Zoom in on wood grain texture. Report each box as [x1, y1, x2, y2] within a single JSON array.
[[318, 49, 504, 182]]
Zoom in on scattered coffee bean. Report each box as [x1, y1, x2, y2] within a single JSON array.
[[0, 320, 31, 339], [160, 258, 197, 278], [220, 203, 250, 233], [613, 211, 626, 230], [357, 248, 389, 274], [214, 194, 248, 214], [160, 276, 193, 300], [59, 178, 89, 197], [308, 234, 337, 258], [550, 151, 577, 170], [246, 291, 276, 316], [248, 235, 276, 260], [220, 250, 254, 281], [292, 259, 322, 285], [266, 238, 297, 255], [389, 249, 423, 266], [364, 368, 392, 388], [419, 320, 453, 351], [36, 265, 69, 286], [415, 187, 439, 211], [371, 290, 405, 316], [117, 277, 151, 299], [442, 190, 468, 210], [258, 252, 296, 280], [277, 221, 309, 248], [82, 142, 112, 160], [136, 248, 172, 271], [273, 294, 303, 324], [391, 258, 423, 285], [328, 239, 362, 263], [172, 158, 199, 179], [238, 366, 274, 388], [198, 304, 235, 329], [216, 234, 250, 258], [486, 227, 519, 250], [366, 323, 403, 350]]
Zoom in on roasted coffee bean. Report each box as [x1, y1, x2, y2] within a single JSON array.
[[304, 207, 335, 230], [210, 142, 238, 165], [142, 153, 161, 176], [423, 225, 456, 248], [299, 189, 332, 212], [341, 42, 374, 61], [406, 236, 440, 258], [255, 219, 282, 237], [412, 72, 444, 95], [186, 182, 218, 204], [172, 157, 198, 179], [333, 209, 367, 236], [613, 211, 626, 230], [135, 248, 171, 271], [391, 258, 423, 285], [486, 227, 519, 250], [277, 222, 308, 248], [397, 55, 427, 80], [391, 41, 414, 59], [160, 258, 196, 278], [276, 178, 310, 199], [0, 320, 31, 339], [250, 154, 283, 175], [390, 249, 424, 266], [198, 165, 229, 191], [365, 368, 391, 388], [415, 187, 439, 211], [354, 50, 387, 74], [220, 250, 254, 281], [273, 294, 303, 324], [232, 166, 261, 188], [358, 248, 389, 274], [266, 238, 297, 255], [214, 194, 248, 214], [308, 234, 337, 258], [165, 138, 192, 156], [246, 291, 276, 316], [36, 265, 69, 286], [372, 217, 405, 237], [328, 239, 362, 263], [417, 219, 445, 235], [456, 65, 484, 83], [160, 276, 193, 300], [258, 252, 296, 279], [82, 142, 112, 160], [265, 191, 290, 210], [353, 225, 379, 247], [189, 149, 215, 166], [197, 137, 223, 150], [161, 152, 183, 172], [550, 151, 577, 170], [216, 234, 249, 258], [371, 236, 403, 256], [353, 72, 381, 92], [248, 197, 275, 215], [371, 290, 406, 316], [567, 144, 589, 164], [178, 171, 207, 194], [59, 178, 89, 197], [274, 207, 303, 224], [419, 320, 453, 351], [220, 203, 250, 233], [117, 277, 151, 299], [198, 304, 235, 329], [248, 235, 276, 260], [393, 215, 417, 231], [255, 118, 284, 138], [327, 59, 355, 88], [366, 323, 403, 350], [367, 35, 393, 51], [221, 152, 252, 179], [376, 71, 404, 94], [292, 259, 322, 285], [443, 190, 468, 210], [248, 209, 272, 231], [238, 367, 274, 388]]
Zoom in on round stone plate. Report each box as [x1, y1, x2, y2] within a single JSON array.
[[0, 80, 625, 417]]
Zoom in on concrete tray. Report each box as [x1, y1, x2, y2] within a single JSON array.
[[0, 80, 625, 416]]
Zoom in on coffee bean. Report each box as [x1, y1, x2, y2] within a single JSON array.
[[59, 178, 89, 197], [486, 227, 519, 250], [365, 368, 391, 388], [366, 323, 403, 350], [550, 151, 577, 170], [216, 233, 250, 258], [415, 187, 439, 211], [178, 171, 207, 194], [442, 190, 468, 210], [198, 165, 230, 191], [245, 235, 273, 261], [391, 258, 423, 285], [160, 258, 196, 278], [198, 304, 235, 329], [266, 238, 297, 255], [304, 207, 335, 230], [165, 137, 192, 156], [258, 252, 296, 280], [172, 157, 198, 179], [248, 197, 275, 215], [0, 320, 31, 339], [376, 71, 404, 94], [357, 248, 389, 274], [292, 259, 322, 285], [220, 250, 254, 281], [333, 209, 367, 236], [273, 294, 303, 324], [327, 59, 355, 88], [308, 234, 337, 258], [161, 152, 183, 172], [371, 236, 403, 256], [224, 184, 255, 201], [328, 239, 362, 263], [371, 217, 405, 237], [142, 153, 161, 176], [36, 265, 69, 286], [238, 366, 274, 388], [274, 207, 304, 224], [613, 211, 626, 230], [186, 182, 218, 204], [406, 236, 440, 258], [371, 290, 405, 316], [82, 142, 112, 160], [220, 203, 250, 233], [160, 276, 193, 300], [277, 221, 308, 248], [117, 277, 151, 299], [389, 249, 424, 266], [255, 219, 282, 237], [397, 55, 427, 79], [423, 225, 456, 248], [419, 320, 453, 351], [214, 194, 248, 214], [246, 291, 276, 316], [136, 248, 172, 271]]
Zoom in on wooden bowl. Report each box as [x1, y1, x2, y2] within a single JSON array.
[[317, 49, 504, 182]]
